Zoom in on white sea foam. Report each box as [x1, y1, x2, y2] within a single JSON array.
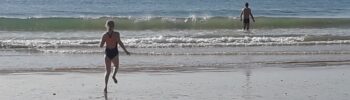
[[2, 35, 350, 49]]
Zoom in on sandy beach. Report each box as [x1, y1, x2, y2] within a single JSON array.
[[1, 0, 350, 100], [0, 66, 349, 100]]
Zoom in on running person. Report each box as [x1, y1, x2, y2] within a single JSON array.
[[100, 20, 130, 93]]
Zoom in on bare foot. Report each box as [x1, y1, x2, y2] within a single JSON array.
[[112, 76, 118, 84]]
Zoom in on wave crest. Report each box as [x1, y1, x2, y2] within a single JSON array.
[[1, 17, 350, 31]]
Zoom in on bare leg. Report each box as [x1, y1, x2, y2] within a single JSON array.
[[104, 92, 108, 100], [104, 57, 112, 93], [112, 57, 119, 84], [246, 23, 250, 31], [244, 23, 250, 31], [243, 23, 247, 31]]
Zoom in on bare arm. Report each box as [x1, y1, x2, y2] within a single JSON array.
[[117, 33, 130, 55], [250, 9, 255, 22], [99, 34, 106, 48], [240, 9, 244, 21]]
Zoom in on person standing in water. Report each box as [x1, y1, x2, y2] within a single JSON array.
[[240, 2, 255, 32], [100, 20, 130, 93]]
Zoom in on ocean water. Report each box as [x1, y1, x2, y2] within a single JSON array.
[[0, 0, 350, 72], [1, 0, 350, 18]]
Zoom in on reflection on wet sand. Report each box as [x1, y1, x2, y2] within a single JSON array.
[[104, 93, 108, 100], [242, 59, 253, 100], [241, 53, 263, 100], [103, 92, 118, 100], [241, 50, 257, 100]]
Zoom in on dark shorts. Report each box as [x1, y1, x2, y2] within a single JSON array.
[[105, 48, 118, 59], [243, 18, 250, 24]]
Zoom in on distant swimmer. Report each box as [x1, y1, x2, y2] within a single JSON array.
[[240, 2, 255, 32], [100, 20, 130, 93]]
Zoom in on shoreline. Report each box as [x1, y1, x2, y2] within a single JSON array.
[[1, 54, 350, 74], [1, 66, 349, 100]]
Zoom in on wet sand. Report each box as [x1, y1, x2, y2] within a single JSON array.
[[0, 66, 349, 100]]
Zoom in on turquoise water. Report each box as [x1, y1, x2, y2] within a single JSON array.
[[1, 17, 350, 31], [1, 0, 350, 31], [1, 0, 350, 18]]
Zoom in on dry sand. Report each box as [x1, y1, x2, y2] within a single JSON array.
[[0, 66, 349, 100]]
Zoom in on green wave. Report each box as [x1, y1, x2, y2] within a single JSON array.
[[1, 17, 350, 31]]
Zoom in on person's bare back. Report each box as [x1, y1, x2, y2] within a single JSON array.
[[102, 31, 119, 49], [242, 8, 252, 19]]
